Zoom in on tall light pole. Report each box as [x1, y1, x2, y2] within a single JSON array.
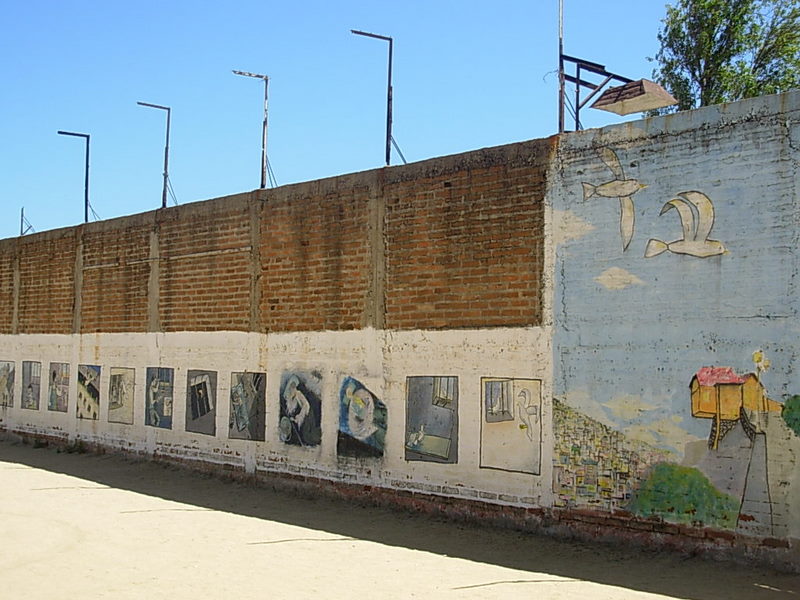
[[57, 130, 90, 223], [351, 29, 393, 166], [137, 101, 171, 208], [233, 69, 271, 189]]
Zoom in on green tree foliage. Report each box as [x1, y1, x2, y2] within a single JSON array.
[[783, 395, 800, 437], [627, 463, 739, 529], [652, 0, 800, 111]]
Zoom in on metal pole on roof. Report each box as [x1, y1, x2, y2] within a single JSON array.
[[352, 29, 394, 166], [57, 130, 90, 223], [233, 69, 271, 189]]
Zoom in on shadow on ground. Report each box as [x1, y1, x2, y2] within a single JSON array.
[[2, 438, 797, 599]]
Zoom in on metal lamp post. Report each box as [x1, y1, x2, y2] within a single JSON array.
[[233, 70, 271, 189], [57, 130, 90, 223], [137, 101, 171, 208], [351, 29, 394, 166]]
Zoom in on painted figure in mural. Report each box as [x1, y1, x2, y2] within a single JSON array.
[[337, 377, 387, 458], [279, 374, 321, 447], [582, 147, 647, 251], [148, 377, 161, 427], [644, 191, 726, 258], [517, 388, 540, 442], [228, 372, 266, 441]]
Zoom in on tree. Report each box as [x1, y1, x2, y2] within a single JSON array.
[[783, 395, 800, 437], [652, 0, 800, 111]]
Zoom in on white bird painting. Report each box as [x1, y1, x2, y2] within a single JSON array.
[[644, 191, 726, 258], [582, 147, 647, 251]]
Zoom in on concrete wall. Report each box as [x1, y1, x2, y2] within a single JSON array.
[[1, 90, 798, 569], [551, 91, 800, 553]]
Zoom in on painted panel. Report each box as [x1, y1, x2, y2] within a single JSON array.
[[108, 367, 135, 425], [48, 362, 69, 412], [553, 113, 800, 540], [77, 364, 101, 420], [480, 377, 541, 475], [0, 361, 13, 407], [279, 371, 322, 447], [145, 367, 173, 429], [229, 372, 265, 441], [186, 370, 216, 436], [337, 376, 387, 458], [405, 376, 458, 463], [21, 361, 41, 410]]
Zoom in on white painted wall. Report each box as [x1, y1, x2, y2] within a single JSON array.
[[0, 326, 553, 507]]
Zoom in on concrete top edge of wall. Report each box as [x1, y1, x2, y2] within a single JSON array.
[[559, 88, 800, 150]]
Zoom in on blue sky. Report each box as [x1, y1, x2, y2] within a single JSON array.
[[1, 0, 669, 240]]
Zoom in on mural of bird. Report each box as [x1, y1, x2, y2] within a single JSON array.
[[644, 191, 726, 258], [581, 147, 647, 251]]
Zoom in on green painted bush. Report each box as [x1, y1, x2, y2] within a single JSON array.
[[627, 463, 739, 529], [783, 395, 800, 437]]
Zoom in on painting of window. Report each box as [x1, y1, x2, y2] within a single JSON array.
[[432, 376, 456, 408], [21, 361, 41, 410], [145, 367, 173, 429], [186, 370, 216, 436], [0, 361, 14, 407], [108, 367, 135, 425], [48, 362, 69, 412], [77, 364, 101, 420], [484, 378, 514, 422], [405, 376, 458, 463]]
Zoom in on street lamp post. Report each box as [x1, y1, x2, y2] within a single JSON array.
[[233, 69, 270, 189], [137, 101, 171, 208], [57, 130, 90, 223], [351, 29, 393, 166]]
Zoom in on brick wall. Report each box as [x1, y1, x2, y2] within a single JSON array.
[[384, 139, 551, 330], [0, 241, 14, 334], [17, 230, 75, 334], [0, 140, 550, 335], [259, 182, 374, 333], [158, 197, 253, 332], [81, 223, 150, 333]]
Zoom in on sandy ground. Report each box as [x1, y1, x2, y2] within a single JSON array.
[[0, 439, 797, 600]]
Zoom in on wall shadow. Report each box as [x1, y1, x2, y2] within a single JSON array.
[[1, 439, 797, 599]]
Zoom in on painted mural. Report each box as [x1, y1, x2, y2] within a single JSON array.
[[77, 364, 100, 420], [48, 362, 69, 412], [405, 376, 458, 463], [21, 361, 41, 410], [229, 372, 265, 441], [186, 370, 216, 436], [480, 377, 542, 475], [145, 367, 173, 429], [0, 361, 13, 407], [108, 367, 135, 425], [337, 377, 387, 459], [279, 371, 322, 447], [554, 135, 800, 540]]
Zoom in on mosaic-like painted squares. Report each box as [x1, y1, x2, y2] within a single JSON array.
[[405, 376, 458, 463], [108, 367, 135, 425], [48, 362, 69, 412], [229, 372, 266, 441], [337, 377, 387, 459], [0, 361, 13, 407], [21, 361, 41, 410], [186, 370, 216, 436], [279, 371, 322, 447], [77, 364, 101, 420], [145, 367, 173, 429]]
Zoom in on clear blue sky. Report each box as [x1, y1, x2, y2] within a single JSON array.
[[1, 0, 669, 240]]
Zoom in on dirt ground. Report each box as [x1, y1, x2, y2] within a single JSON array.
[[0, 438, 797, 599]]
